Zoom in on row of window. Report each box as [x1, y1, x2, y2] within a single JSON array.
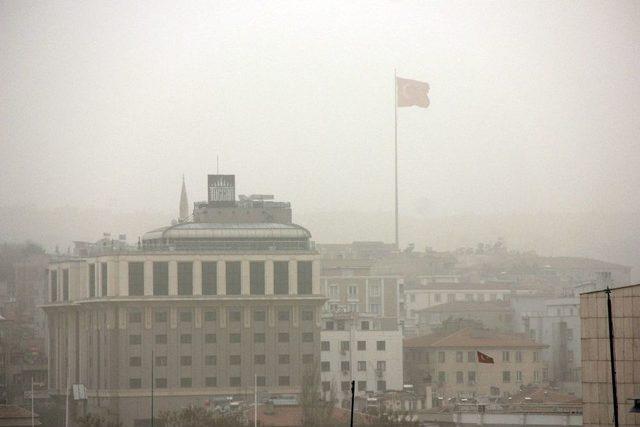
[[408, 292, 506, 304], [321, 360, 387, 372], [433, 369, 547, 384], [129, 331, 315, 345], [129, 375, 293, 389], [327, 284, 382, 299], [323, 380, 386, 393], [51, 260, 314, 301], [409, 350, 540, 364], [321, 340, 386, 352], [129, 353, 315, 367], [125, 307, 315, 324]]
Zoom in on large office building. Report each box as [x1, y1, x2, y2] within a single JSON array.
[[43, 175, 325, 427]]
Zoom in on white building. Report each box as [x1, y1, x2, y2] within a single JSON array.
[[319, 314, 403, 409]]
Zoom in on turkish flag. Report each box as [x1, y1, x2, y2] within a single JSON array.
[[477, 351, 494, 364], [397, 77, 430, 108]]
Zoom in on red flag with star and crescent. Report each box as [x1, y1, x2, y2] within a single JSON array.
[[477, 351, 494, 364]]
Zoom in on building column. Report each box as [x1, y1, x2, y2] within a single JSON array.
[[217, 261, 226, 295], [289, 260, 298, 295], [193, 260, 202, 295], [118, 261, 127, 296], [241, 260, 250, 295], [144, 261, 153, 296], [312, 259, 321, 295], [265, 260, 274, 295], [168, 261, 178, 295]]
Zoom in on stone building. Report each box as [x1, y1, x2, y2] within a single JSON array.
[[42, 175, 325, 427], [415, 300, 515, 335], [580, 284, 640, 427]]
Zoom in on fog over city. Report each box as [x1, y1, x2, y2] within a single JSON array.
[[1, 1, 639, 426]]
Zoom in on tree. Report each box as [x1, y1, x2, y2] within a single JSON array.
[[158, 405, 245, 427], [300, 365, 336, 427], [75, 414, 122, 427]]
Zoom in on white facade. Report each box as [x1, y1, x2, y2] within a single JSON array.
[[319, 328, 403, 407]]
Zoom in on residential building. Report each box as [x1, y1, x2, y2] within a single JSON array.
[[415, 301, 515, 335], [42, 174, 325, 427], [404, 327, 547, 406], [319, 313, 403, 409], [581, 283, 640, 427]]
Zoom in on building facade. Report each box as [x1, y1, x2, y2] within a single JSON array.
[[42, 175, 325, 427]]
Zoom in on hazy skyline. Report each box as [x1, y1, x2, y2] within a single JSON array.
[[2, 2, 639, 221]]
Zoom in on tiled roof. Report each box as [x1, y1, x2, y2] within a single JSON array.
[[416, 301, 513, 313], [404, 328, 545, 349]]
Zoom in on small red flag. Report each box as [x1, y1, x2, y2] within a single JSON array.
[[477, 351, 494, 364]]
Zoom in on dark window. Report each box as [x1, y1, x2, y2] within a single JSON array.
[[321, 361, 330, 372], [357, 341, 366, 351], [302, 310, 313, 321], [89, 264, 96, 297], [205, 334, 216, 344], [62, 269, 69, 301], [278, 354, 290, 364], [155, 356, 167, 366], [180, 310, 192, 322], [129, 378, 142, 389], [154, 311, 167, 323], [50, 270, 58, 301], [322, 382, 331, 392], [254, 333, 265, 343], [180, 356, 192, 366], [341, 361, 350, 371], [321, 341, 330, 351], [341, 341, 350, 352], [128, 262, 144, 296], [155, 378, 167, 388], [129, 311, 142, 323], [341, 381, 350, 392], [225, 261, 241, 295], [229, 355, 241, 365], [278, 333, 289, 343], [230, 333, 241, 343], [250, 262, 265, 295], [256, 376, 266, 386], [204, 310, 217, 321], [155, 334, 167, 344], [205, 355, 216, 365], [177, 262, 193, 295], [278, 376, 290, 386], [376, 341, 386, 351], [180, 334, 192, 344], [302, 354, 314, 364], [101, 262, 108, 296], [205, 377, 217, 387], [202, 262, 217, 295], [302, 332, 314, 342], [180, 378, 192, 388], [274, 261, 289, 295], [129, 335, 141, 345], [297, 261, 313, 295], [230, 377, 241, 387], [254, 310, 266, 321], [456, 371, 464, 384], [129, 357, 141, 367], [254, 354, 266, 364], [377, 381, 386, 392], [228, 309, 241, 322], [358, 381, 367, 391], [153, 262, 168, 296], [278, 309, 290, 321], [361, 321, 370, 330]]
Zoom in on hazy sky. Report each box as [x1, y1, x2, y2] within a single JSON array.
[[2, 0, 639, 219]]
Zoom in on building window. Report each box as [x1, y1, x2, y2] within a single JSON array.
[[100, 262, 108, 296], [502, 351, 510, 362], [516, 371, 523, 382], [254, 333, 265, 343], [180, 310, 192, 322], [322, 381, 331, 392], [447, 294, 455, 303], [302, 332, 314, 342], [177, 262, 193, 295], [155, 334, 167, 345], [341, 361, 350, 372], [568, 350, 574, 362], [205, 334, 216, 344], [297, 261, 313, 295], [230, 333, 241, 344], [278, 354, 290, 364], [129, 378, 142, 389], [228, 309, 241, 322], [230, 377, 241, 387], [438, 372, 446, 383], [274, 261, 289, 295], [357, 341, 366, 351], [129, 357, 141, 367], [254, 354, 266, 365], [180, 378, 192, 388], [358, 361, 367, 371], [369, 284, 380, 297], [456, 351, 463, 363], [128, 311, 142, 323], [180, 334, 192, 344], [278, 333, 289, 343], [468, 371, 476, 383], [567, 329, 574, 341], [278, 309, 290, 321], [153, 262, 169, 296], [376, 361, 386, 371], [204, 310, 216, 321], [205, 355, 217, 366], [328, 285, 338, 299], [155, 378, 167, 388], [321, 361, 330, 372], [129, 335, 141, 345], [438, 352, 445, 363], [515, 351, 522, 363], [533, 351, 540, 362], [279, 376, 290, 386], [302, 354, 314, 364], [50, 270, 58, 301], [202, 261, 217, 295], [301, 310, 313, 321], [154, 311, 167, 323], [180, 356, 192, 366], [205, 377, 217, 387], [155, 356, 167, 366], [358, 381, 367, 391], [434, 293, 441, 303], [254, 310, 266, 322], [230, 355, 241, 365], [377, 381, 386, 392], [348, 285, 357, 298], [456, 371, 464, 384], [256, 376, 266, 386], [62, 269, 69, 301], [341, 341, 350, 352], [502, 371, 511, 383], [341, 381, 351, 392], [128, 262, 144, 296], [88, 264, 96, 297], [369, 304, 381, 314], [376, 341, 386, 351], [468, 351, 476, 362], [321, 341, 330, 351], [250, 261, 265, 295], [225, 261, 241, 295]]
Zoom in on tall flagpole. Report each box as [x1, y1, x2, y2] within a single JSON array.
[[151, 350, 155, 427], [394, 69, 399, 249]]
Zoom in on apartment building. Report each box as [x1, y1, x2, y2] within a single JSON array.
[[42, 175, 325, 427]]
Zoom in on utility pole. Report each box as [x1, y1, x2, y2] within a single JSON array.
[[605, 287, 619, 427]]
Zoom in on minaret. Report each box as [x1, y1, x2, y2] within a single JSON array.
[[179, 175, 189, 221]]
